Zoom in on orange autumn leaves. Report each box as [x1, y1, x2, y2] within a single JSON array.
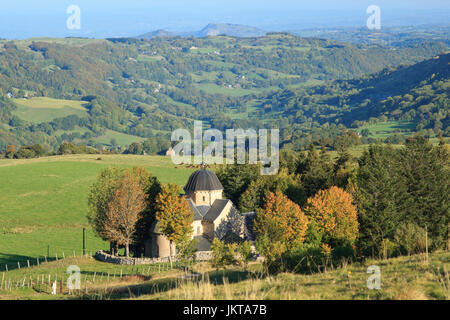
[[254, 191, 309, 249], [104, 170, 147, 257], [155, 183, 193, 244], [255, 186, 358, 250], [305, 186, 358, 244]]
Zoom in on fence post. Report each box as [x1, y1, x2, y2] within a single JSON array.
[[17, 261, 20, 269], [425, 225, 429, 261], [27, 260, 30, 268]]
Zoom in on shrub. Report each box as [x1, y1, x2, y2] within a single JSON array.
[[211, 239, 238, 270], [237, 241, 253, 270], [394, 223, 428, 256]]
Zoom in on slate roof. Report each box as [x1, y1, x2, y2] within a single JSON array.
[[203, 199, 231, 222], [187, 198, 213, 221], [184, 169, 223, 193]]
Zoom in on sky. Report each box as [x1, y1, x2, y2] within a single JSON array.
[[0, 0, 449, 39]]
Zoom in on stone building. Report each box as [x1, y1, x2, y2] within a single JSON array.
[[145, 168, 248, 258]]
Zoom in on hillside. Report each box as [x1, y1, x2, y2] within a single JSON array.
[[138, 23, 266, 39], [0, 154, 195, 268], [240, 53, 449, 149], [0, 251, 448, 300], [194, 23, 266, 37], [0, 33, 447, 151], [294, 25, 450, 47], [138, 29, 176, 40]]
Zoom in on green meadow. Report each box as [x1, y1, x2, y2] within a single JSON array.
[[356, 120, 416, 139], [11, 97, 88, 123], [0, 155, 195, 270]]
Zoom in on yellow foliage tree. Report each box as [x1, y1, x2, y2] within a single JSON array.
[[155, 183, 193, 258], [254, 191, 309, 250], [305, 186, 359, 245]]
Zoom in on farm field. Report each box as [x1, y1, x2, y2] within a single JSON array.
[[11, 97, 89, 124], [92, 129, 147, 146], [0, 155, 196, 270], [356, 120, 416, 139], [0, 251, 448, 300]]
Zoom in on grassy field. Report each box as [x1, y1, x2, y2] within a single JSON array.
[[356, 120, 416, 139], [92, 129, 147, 146], [12, 97, 88, 123], [0, 251, 447, 300], [0, 155, 195, 270]]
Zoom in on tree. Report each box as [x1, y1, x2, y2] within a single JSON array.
[[399, 137, 449, 248], [155, 183, 193, 261], [133, 172, 162, 256], [296, 145, 334, 201], [304, 186, 359, 246], [110, 138, 118, 147], [394, 223, 427, 256], [176, 235, 198, 272], [215, 163, 259, 205], [87, 167, 123, 255], [5, 145, 16, 159], [355, 144, 402, 255], [127, 142, 143, 155], [104, 171, 147, 257], [211, 238, 237, 272], [254, 191, 309, 250], [238, 241, 253, 270], [238, 168, 296, 212]]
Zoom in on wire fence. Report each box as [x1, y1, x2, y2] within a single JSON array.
[[0, 251, 187, 295]]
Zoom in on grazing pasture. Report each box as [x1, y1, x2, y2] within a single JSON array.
[[0, 155, 195, 269]]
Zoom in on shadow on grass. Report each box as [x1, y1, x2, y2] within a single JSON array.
[[77, 268, 257, 300], [0, 253, 54, 272]]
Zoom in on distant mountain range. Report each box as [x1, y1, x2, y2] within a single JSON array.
[[137, 23, 450, 48], [138, 23, 266, 39]]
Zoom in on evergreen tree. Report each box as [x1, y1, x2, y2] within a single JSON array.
[[399, 137, 450, 248], [355, 144, 403, 256]]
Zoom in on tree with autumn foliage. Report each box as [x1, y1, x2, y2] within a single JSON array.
[[155, 183, 194, 260], [254, 191, 309, 252], [103, 171, 147, 257], [88, 166, 157, 256], [87, 166, 123, 255], [304, 186, 359, 247]]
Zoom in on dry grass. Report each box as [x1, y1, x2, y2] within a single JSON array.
[[1, 252, 448, 300]]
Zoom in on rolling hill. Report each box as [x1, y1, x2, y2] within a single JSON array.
[[0, 33, 447, 152], [193, 23, 266, 37]]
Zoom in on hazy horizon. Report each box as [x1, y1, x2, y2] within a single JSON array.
[[0, 0, 449, 39]]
